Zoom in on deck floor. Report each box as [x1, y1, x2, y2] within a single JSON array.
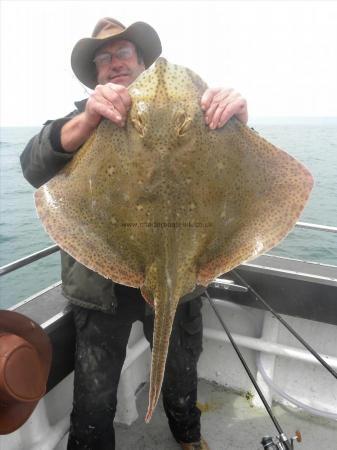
[[57, 379, 337, 449]]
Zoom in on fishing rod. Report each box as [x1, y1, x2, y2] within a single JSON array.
[[205, 290, 301, 449], [232, 270, 337, 380]]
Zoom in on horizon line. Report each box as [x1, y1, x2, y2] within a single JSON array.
[[1, 115, 337, 128]]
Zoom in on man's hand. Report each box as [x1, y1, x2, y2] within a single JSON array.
[[83, 83, 132, 129], [201, 87, 248, 129], [60, 83, 131, 153]]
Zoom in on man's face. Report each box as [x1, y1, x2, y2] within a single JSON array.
[[94, 39, 145, 87]]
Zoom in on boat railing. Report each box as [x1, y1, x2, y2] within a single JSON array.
[[0, 244, 59, 276], [0, 221, 336, 278]]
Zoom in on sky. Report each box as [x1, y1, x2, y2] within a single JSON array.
[[1, 0, 337, 126]]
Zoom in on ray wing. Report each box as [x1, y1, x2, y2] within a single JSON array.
[[34, 120, 155, 287], [195, 117, 313, 285]]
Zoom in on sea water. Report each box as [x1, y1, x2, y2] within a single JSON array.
[[0, 119, 336, 309]]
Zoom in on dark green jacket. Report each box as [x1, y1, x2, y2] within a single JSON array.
[[20, 100, 205, 313]]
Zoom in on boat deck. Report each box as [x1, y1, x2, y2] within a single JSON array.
[[3, 253, 336, 450], [55, 379, 337, 450]]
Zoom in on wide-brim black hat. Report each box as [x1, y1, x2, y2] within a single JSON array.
[[71, 17, 162, 89]]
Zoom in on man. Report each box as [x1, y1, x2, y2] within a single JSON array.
[[21, 18, 248, 450]]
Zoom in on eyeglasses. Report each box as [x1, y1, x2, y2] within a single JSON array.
[[93, 47, 134, 68]]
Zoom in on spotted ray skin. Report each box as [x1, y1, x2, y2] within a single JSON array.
[[35, 58, 313, 421]]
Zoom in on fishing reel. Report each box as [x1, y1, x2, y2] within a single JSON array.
[[261, 431, 302, 449]]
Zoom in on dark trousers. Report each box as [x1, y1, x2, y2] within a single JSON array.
[[67, 285, 203, 449]]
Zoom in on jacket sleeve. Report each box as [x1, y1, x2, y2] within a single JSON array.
[[20, 110, 79, 188]]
